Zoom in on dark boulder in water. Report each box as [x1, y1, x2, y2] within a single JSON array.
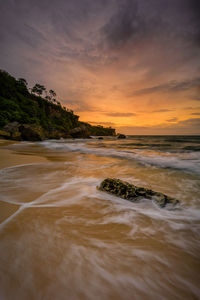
[[117, 134, 126, 139], [98, 178, 180, 208]]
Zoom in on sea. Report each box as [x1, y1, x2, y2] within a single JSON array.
[[0, 135, 200, 300]]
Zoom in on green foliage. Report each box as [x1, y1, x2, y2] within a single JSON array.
[[18, 78, 28, 87], [0, 69, 116, 137], [0, 111, 11, 127], [80, 122, 116, 136], [31, 83, 46, 96], [0, 70, 79, 132]]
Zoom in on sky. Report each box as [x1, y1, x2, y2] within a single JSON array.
[[0, 0, 200, 134]]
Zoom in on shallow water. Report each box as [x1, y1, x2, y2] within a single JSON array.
[[0, 136, 200, 300]]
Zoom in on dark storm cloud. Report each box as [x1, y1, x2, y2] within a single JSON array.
[[130, 78, 200, 96], [101, 0, 145, 47], [0, 0, 111, 76], [189, 0, 200, 18], [98, 0, 200, 96], [1, 0, 200, 76], [188, 0, 200, 44], [191, 113, 200, 116], [101, 0, 200, 49]]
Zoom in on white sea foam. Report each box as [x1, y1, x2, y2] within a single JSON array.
[[0, 162, 44, 173], [39, 140, 200, 174], [96, 188, 200, 224], [1, 138, 200, 299]]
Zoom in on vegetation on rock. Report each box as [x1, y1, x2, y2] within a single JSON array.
[[0, 70, 116, 140]]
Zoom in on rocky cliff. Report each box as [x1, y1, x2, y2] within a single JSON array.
[[0, 70, 116, 140]]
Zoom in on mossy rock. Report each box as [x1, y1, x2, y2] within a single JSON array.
[[98, 178, 180, 208], [19, 124, 45, 141], [0, 129, 11, 139], [12, 130, 21, 140]]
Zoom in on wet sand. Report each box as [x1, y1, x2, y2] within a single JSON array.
[[0, 201, 20, 223], [0, 138, 200, 300], [0, 139, 48, 224], [0, 139, 48, 169]]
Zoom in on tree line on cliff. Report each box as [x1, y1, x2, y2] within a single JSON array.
[[0, 70, 116, 140]]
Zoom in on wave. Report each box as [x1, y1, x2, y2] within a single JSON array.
[[122, 143, 172, 147], [40, 140, 200, 175], [183, 146, 200, 151], [164, 136, 200, 143]]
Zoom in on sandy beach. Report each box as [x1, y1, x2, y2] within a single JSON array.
[[0, 137, 200, 299]]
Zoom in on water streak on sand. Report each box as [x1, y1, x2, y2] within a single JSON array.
[[0, 137, 200, 299]]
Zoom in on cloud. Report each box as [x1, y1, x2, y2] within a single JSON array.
[[188, 0, 200, 45], [117, 118, 200, 135], [63, 99, 98, 112], [130, 78, 200, 96], [153, 109, 173, 113], [1, 0, 200, 135], [166, 117, 178, 122], [183, 106, 200, 110], [101, 0, 145, 48], [101, 0, 200, 54], [104, 112, 136, 117], [192, 97, 200, 101], [177, 117, 200, 127], [191, 113, 200, 115]]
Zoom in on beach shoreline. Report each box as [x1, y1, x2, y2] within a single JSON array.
[[0, 136, 199, 299]]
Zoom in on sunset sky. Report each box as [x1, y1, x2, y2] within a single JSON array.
[[1, 0, 200, 134]]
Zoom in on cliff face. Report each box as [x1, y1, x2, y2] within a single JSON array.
[[0, 70, 116, 140]]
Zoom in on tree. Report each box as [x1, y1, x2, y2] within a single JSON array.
[[49, 89, 56, 102], [17, 78, 29, 95], [18, 78, 28, 87], [31, 84, 46, 96], [49, 89, 56, 97], [45, 95, 51, 101]]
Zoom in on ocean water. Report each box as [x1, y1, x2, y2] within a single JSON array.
[[0, 135, 200, 300]]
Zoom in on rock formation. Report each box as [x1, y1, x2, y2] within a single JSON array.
[[98, 178, 180, 208], [117, 134, 126, 139]]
